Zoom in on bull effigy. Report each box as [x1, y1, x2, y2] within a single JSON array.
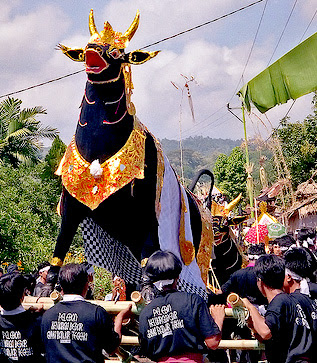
[[51, 9, 215, 299]]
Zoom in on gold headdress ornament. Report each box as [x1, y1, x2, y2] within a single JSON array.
[[89, 9, 140, 49], [225, 193, 242, 213]]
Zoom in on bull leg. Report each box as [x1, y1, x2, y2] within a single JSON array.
[[51, 189, 87, 268]]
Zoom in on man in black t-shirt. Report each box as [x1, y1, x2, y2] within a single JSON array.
[[220, 243, 267, 306], [139, 250, 225, 362], [242, 254, 314, 363], [41, 263, 131, 363], [0, 272, 45, 362]]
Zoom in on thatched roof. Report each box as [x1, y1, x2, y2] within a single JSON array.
[[287, 179, 317, 219]]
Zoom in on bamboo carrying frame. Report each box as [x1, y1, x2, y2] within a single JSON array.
[[23, 291, 265, 358]]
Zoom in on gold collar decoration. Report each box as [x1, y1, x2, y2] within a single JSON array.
[[56, 117, 146, 210]]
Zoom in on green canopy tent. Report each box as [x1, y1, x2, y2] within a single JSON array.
[[238, 32, 317, 112], [237, 32, 317, 216]]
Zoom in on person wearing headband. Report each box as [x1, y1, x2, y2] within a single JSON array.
[[242, 254, 316, 363], [283, 247, 317, 298], [33, 261, 51, 297], [138, 250, 225, 363]]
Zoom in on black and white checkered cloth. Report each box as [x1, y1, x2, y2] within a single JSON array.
[[81, 217, 142, 285], [81, 217, 208, 300]]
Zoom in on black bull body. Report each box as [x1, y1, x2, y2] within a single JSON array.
[[52, 10, 244, 296]]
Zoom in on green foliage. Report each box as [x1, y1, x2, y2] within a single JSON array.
[[274, 106, 317, 187], [93, 268, 113, 300], [0, 97, 58, 167], [0, 163, 61, 271], [213, 147, 247, 200], [41, 136, 66, 191]]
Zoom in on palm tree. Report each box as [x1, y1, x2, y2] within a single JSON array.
[[0, 97, 58, 166]]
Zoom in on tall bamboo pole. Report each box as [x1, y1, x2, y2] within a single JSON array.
[[242, 105, 254, 218]]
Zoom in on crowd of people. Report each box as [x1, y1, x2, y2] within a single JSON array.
[[0, 227, 316, 362]]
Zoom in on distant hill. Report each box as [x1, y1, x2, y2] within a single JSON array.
[[160, 136, 242, 156], [160, 136, 243, 183]]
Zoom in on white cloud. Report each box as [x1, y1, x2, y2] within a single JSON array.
[[0, 0, 315, 146]]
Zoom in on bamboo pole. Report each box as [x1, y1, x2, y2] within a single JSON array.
[[242, 104, 254, 218], [121, 336, 264, 350], [22, 296, 237, 318]]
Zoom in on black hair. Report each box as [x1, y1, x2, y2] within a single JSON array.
[[144, 250, 182, 283], [273, 234, 295, 248], [24, 273, 36, 296], [247, 243, 266, 256], [0, 273, 26, 310], [254, 254, 285, 289], [37, 261, 50, 271], [284, 247, 315, 280], [0, 267, 3, 274], [297, 228, 316, 242], [58, 263, 88, 295]]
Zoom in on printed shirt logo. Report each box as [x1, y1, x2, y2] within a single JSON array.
[[146, 304, 184, 339], [46, 312, 88, 344], [295, 304, 310, 329], [1, 330, 34, 360]]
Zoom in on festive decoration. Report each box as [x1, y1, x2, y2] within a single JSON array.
[[52, 10, 217, 301], [267, 223, 287, 239], [245, 224, 269, 245]]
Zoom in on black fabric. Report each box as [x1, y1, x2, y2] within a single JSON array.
[[139, 290, 220, 360], [33, 282, 44, 297], [0, 310, 44, 362], [307, 282, 317, 299], [264, 292, 315, 363], [221, 266, 267, 306], [41, 300, 120, 363]]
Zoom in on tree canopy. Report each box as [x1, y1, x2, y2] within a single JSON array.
[[273, 96, 317, 188], [213, 147, 247, 200], [0, 97, 58, 167]]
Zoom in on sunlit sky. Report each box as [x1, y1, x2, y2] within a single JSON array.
[[1, 0, 316, 145]]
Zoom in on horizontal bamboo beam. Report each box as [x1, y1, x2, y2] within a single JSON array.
[[22, 296, 142, 315], [22, 296, 240, 318], [121, 336, 264, 350]]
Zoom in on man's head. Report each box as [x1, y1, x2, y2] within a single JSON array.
[[144, 250, 182, 284], [37, 261, 50, 283], [254, 254, 285, 292], [283, 247, 315, 293], [0, 273, 27, 310], [247, 243, 266, 262], [271, 235, 295, 257], [58, 263, 88, 296]]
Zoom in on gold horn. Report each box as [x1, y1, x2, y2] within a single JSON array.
[[225, 193, 242, 212], [123, 10, 140, 43], [89, 9, 99, 36]]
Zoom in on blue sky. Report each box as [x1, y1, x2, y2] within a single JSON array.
[[0, 0, 316, 145]]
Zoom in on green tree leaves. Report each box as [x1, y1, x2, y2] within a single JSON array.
[[0, 97, 58, 167], [213, 147, 247, 200]]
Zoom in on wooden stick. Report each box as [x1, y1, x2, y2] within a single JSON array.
[[121, 336, 264, 350], [23, 296, 238, 318]]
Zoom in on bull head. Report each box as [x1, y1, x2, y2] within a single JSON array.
[[58, 10, 159, 86], [211, 193, 247, 245]]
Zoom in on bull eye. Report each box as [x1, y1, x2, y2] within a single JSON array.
[[109, 48, 121, 59], [95, 46, 103, 54]]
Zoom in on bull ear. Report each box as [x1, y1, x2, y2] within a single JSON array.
[[126, 50, 160, 65], [57, 44, 85, 62]]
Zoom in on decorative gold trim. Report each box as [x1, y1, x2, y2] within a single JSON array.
[[56, 117, 147, 210], [141, 258, 148, 268], [179, 191, 195, 266], [51, 257, 63, 267]]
